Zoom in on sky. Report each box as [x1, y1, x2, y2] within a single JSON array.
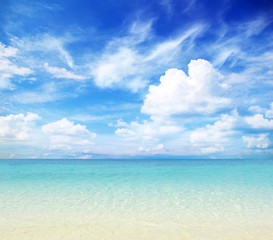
[[0, 0, 273, 159]]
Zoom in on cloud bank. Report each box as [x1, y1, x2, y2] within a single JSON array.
[[141, 59, 230, 120], [42, 118, 96, 155]]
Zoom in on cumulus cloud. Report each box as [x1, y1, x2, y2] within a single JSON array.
[[190, 111, 238, 153], [0, 112, 40, 141], [245, 114, 273, 129], [44, 63, 86, 80], [0, 42, 32, 89], [42, 118, 96, 154], [242, 134, 270, 149], [248, 103, 273, 117], [115, 128, 136, 138], [141, 59, 230, 120], [246, 103, 273, 129]]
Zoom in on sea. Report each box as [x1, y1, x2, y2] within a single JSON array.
[[0, 159, 273, 240]]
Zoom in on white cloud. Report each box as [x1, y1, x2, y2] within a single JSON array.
[[247, 102, 273, 119], [12, 34, 74, 68], [0, 112, 40, 141], [138, 143, 164, 153], [190, 111, 238, 153], [91, 22, 203, 92], [201, 146, 224, 154], [42, 118, 96, 154], [0, 58, 32, 76], [0, 42, 32, 89], [24, 112, 41, 121], [247, 103, 273, 119], [12, 91, 59, 104], [116, 119, 128, 127], [243, 16, 272, 38], [145, 38, 180, 61], [213, 47, 240, 67], [245, 114, 273, 129], [160, 0, 173, 16], [158, 125, 181, 135], [0, 75, 12, 89], [115, 128, 136, 138], [10, 82, 63, 104], [114, 118, 182, 149], [78, 154, 92, 159], [265, 102, 273, 118], [44, 63, 86, 80], [135, 121, 181, 137], [71, 114, 110, 122], [0, 43, 18, 57], [141, 59, 230, 120], [91, 21, 153, 92], [145, 25, 202, 63], [128, 20, 153, 44], [108, 119, 128, 127], [42, 118, 96, 137], [92, 47, 146, 91], [242, 134, 270, 149], [249, 105, 266, 114]]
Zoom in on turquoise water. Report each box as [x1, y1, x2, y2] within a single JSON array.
[[1, 159, 273, 239]]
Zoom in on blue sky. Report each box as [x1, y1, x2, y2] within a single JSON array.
[[0, 0, 273, 159]]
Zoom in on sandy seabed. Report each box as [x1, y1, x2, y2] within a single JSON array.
[[1, 159, 273, 240], [1, 217, 273, 240]]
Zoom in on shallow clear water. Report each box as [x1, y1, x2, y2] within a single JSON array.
[[1, 159, 273, 239]]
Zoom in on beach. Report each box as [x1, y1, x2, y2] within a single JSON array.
[[1, 159, 273, 239]]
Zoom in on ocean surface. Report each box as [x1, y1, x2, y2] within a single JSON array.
[[0, 159, 273, 240]]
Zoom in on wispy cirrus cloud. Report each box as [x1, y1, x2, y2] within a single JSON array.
[[91, 21, 203, 92], [44, 63, 87, 80], [11, 34, 75, 68], [1, 0, 273, 159], [144, 25, 203, 63], [10, 82, 68, 104], [0, 42, 32, 89]]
